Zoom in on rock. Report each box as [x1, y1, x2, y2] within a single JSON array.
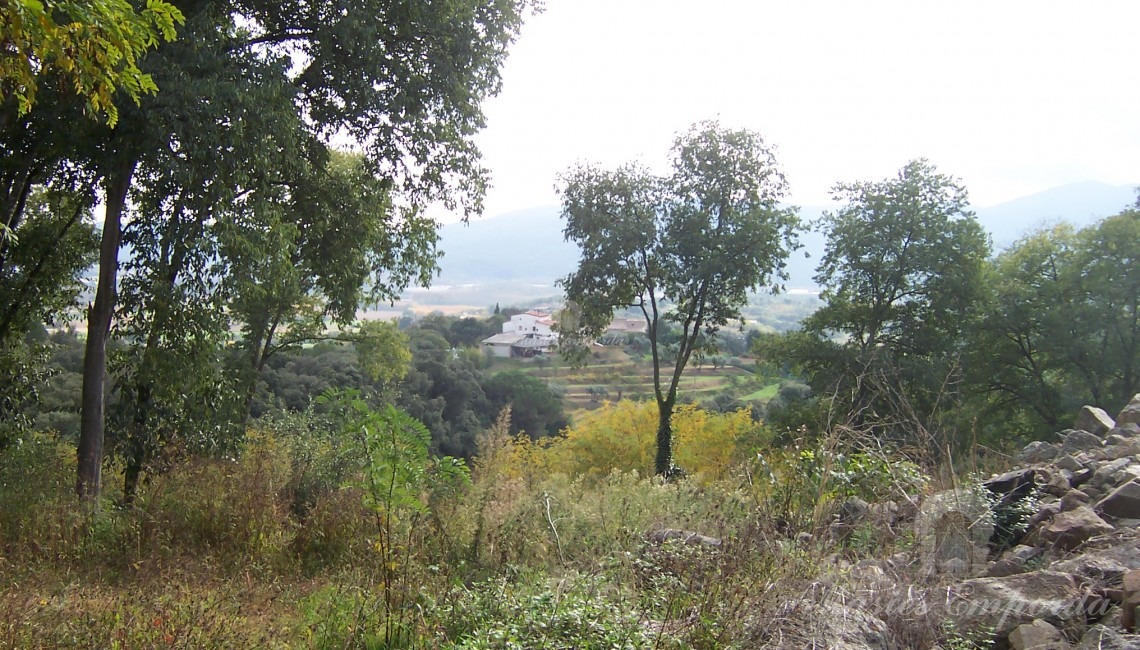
[[1010, 545, 1043, 564], [772, 599, 895, 650], [987, 467, 1041, 499], [1009, 619, 1069, 650], [1061, 491, 1091, 511], [1029, 503, 1063, 529], [1117, 395, 1140, 428], [1052, 538, 1140, 587], [1063, 429, 1106, 453], [839, 496, 871, 524], [1022, 441, 1062, 464], [1041, 506, 1114, 550], [1072, 468, 1095, 489], [1116, 466, 1140, 487], [1092, 459, 1134, 490], [1097, 481, 1140, 521], [946, 571, 1085, 641], [1107, 434, 1130, 447], [988, 557, 1029, 578], [1077, 406, 1117, 437], [646, 528, 722, 546], [1075, 624, 1140, 650], [1123, 569, 1140, 633], [1046, 471, 1075, 497], [1056, 455, 1084, 472], [915, 489, 994, 575], [1112, 423, 1140, 439]]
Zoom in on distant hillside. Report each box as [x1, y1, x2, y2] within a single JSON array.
[[430, 181, 1137, 295], [974, 181, 1136, 249]]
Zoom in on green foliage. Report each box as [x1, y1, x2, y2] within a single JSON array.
[[319, 389, 469, 646], [0, 0, 184, 124], [750, 443, 927, 530], [559, 120, 800, 475], [967, 207, 1140, 438], [352, 319, 412, 387], [440, 574, 663, 649], [777, 160, 990, 449], [482, 370, 568, 439]]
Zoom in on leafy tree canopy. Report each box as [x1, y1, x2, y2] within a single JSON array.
[[558, 120, 800, 475]]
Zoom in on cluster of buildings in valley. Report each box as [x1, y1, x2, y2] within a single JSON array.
[[480, 311, 646, 359]]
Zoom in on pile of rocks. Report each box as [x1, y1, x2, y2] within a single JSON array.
[[924, 396, 1140, 649]]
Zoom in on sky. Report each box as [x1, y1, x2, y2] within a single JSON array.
[[463, 0, 1139, 221]]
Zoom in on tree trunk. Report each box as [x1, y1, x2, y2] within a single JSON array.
[[654, 398, 675, 477], [76, 158, 136, 501]]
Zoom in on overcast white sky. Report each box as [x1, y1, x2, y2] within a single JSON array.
[[465, 0, 1139, 220]]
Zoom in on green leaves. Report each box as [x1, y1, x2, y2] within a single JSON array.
[[319, 389, 469, 517], [558, 120, 800, 474], [0, 0, 185, 124]]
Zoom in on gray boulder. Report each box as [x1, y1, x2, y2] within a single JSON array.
[[1118, 394, 1140, 428], [1097, 480, 1140, 521], [1075, 625, 1140, 650], [1009, 618, 1070, 650], [915, 488, 994, 575], [1063, 429, 1105, 453], [946, 570, 1085, 641], [1022, 441, 1062, 464], [1041, 506, 1114, 550], [1076, 406, 1116, 437]]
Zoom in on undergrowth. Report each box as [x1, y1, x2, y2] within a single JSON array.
[[0, 401, 985, 648]]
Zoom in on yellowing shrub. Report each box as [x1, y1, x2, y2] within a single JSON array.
[[510, 400, 765, 482]]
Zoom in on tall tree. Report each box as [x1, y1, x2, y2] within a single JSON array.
[[72, 0, 536, 500], [790, 160, 990, 446], [558, 120, 800, 476], [966, 206, 1140, 438]]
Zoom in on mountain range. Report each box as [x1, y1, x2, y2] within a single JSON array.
[[433, 181, 1137, 292]]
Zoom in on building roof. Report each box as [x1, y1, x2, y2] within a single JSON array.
[[481, 332, 558, 348]]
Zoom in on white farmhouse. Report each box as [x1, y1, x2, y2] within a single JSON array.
[[482, 310, 558, 358]]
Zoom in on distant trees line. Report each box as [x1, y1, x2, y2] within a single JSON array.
[[21, 315, 568, 466]]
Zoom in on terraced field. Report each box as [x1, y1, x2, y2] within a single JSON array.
[[488, 347, 779, 415]]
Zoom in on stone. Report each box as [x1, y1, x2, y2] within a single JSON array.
[[946, 571, 1084, 641], [1041, 506, 1114, 550], [1092, 459, 1135, 490], [1097, 481, 1140, 521], [1029, 503, 1063, 529], [839, 496, 871, 524], [1053, 539, 1140, 588], [1123, 570, 1140, 633], [1061, 491, 1091, 511], [1117, 394, 1140, 428], [1009, 619, 1068, 650], [1107, 434, 1130, 447], [1010, 545, 1043, 564], [1022, 441, 1062, 464], [1075, 624, 1140, 650], [1077, 406, 1117, 437], [1064, 429, 1106, 453], [915, 489, 994, 575], [1072, 468, 1095, 489], [1046, 471, 1074, 497], [1112, 423, 1140, 439], [988, 557, 1028, 578], [1056, 455, 1083, 472], [1116, 465, 1140, 487]]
